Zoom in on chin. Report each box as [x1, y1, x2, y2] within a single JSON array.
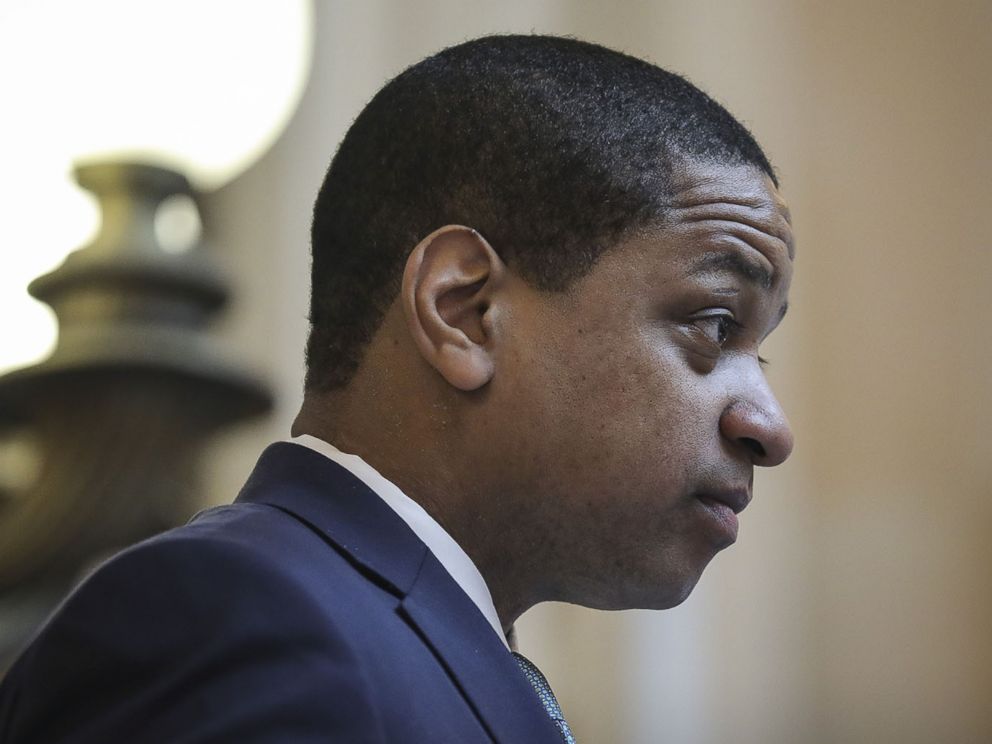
[[633, 577, 701, 610], [576, 571, 705, 612], [655, 579, 699, 609], [560, 547, 719, 611], [641, 548, 728, 608]]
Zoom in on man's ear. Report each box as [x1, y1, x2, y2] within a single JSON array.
[[401, 225, 505, 391]]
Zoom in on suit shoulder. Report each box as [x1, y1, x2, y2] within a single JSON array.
[[0, 504, 386, 743], [48, 500, 372, 648]]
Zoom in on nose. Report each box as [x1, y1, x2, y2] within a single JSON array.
[[719, 379, 794, 467]]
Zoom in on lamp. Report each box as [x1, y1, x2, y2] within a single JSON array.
[[0, 0, 314, 663], [0, 0, 313, 371]]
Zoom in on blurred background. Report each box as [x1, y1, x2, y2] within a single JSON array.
[[1, 1, 989, 742]]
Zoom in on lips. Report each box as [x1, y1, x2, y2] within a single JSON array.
[[696, 488, 751, 515], [695, 488, 750, 544]]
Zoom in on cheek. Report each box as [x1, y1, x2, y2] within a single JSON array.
[[588, 338, 701, 435], [535, 337, 708, 495]]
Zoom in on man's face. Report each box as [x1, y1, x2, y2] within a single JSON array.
[[492, 160, 794, 610]]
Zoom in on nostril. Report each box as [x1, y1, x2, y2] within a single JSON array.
[[740, 437, 766, 458]]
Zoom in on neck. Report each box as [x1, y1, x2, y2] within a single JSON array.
[[294, 393, 547, 630]]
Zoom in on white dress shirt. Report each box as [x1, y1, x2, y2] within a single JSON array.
[[286, 434, 509, 650]]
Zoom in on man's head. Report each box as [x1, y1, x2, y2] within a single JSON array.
[[297, 35, 794, 623], [305, 34, 776, 391]]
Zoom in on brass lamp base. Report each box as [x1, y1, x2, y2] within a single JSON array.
[[0, 162, 272, 666]]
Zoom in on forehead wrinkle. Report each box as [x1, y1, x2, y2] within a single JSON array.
[[681, 218, 793, 271], [669, 171, 774, 209], [673, 192, 769, 210], [671, 212, 792, 289], [667, 175, 795, 259], [672, 203, 794, 256]]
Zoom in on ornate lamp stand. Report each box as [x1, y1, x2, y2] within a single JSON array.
[[0, 162, 272, 666]]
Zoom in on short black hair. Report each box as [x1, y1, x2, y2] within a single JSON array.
[[305, 34, 775, 390]]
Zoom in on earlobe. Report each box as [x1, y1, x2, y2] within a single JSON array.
[[401, 225, 504, 391]]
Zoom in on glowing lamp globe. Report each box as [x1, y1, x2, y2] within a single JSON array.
[[0, 0, 313, 372], [2, 0, 313, 188]]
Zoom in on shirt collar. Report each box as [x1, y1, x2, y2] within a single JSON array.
[[286, 434, 509, 650]]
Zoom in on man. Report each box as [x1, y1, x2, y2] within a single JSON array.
[[0, 35, 794, 742]]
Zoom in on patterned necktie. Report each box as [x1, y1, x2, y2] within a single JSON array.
[[512, 651, 577, 744]]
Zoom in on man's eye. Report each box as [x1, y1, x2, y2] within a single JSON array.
[[694, 314, 736, 346]]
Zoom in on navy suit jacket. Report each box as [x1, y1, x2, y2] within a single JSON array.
[[0, 443, 564, 743]]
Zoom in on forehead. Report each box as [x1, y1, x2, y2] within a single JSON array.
[[662, 160, 795, 263], [562, 161, 794, 313]]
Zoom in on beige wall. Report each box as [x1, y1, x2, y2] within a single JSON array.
[[203, 1, 992, 741]]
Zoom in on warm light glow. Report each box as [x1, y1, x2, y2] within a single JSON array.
[[0, 170, 100, 375], [0, 0, 313, 189], [0, 0, 313, 374]]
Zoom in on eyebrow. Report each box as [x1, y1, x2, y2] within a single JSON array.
[[687, 251, 773, 290]]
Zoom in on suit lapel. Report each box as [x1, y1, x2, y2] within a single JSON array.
[[234, 443, 565, 743], [235, 442, 427, 594], [400, 554, 565, 744]]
